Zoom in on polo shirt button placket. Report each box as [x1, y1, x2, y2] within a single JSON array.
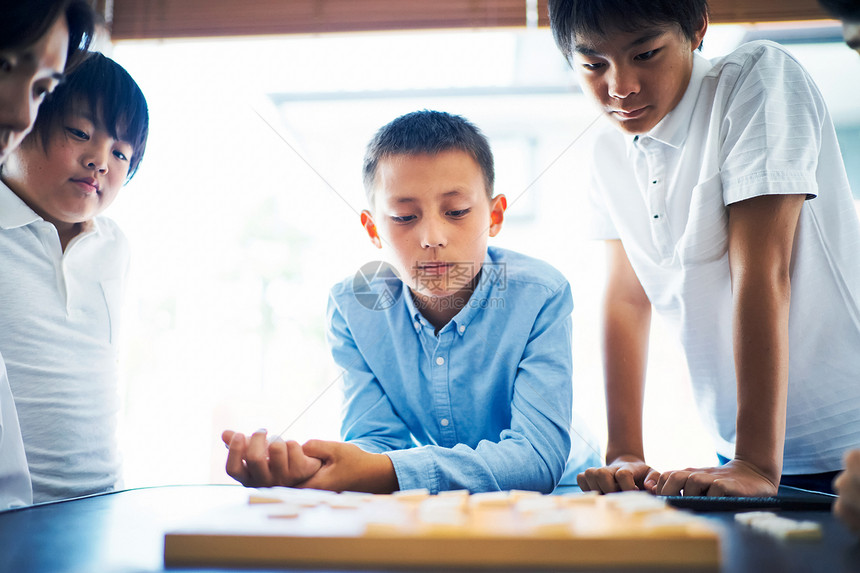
[[644, 147, 672, 260]]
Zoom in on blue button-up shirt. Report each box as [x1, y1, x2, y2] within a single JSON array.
[[326, 247, 573, 493]]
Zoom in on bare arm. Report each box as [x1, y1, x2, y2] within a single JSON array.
[[578, 239, 656, 492], [656, 193, 804, 496], [729, 194, 804, 484], [604, 239, 652, 464]]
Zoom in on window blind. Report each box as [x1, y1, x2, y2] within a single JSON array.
[[107, 0, 830, 40]]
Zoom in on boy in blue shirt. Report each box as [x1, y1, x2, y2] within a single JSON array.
[[223, 110, 591, 493]]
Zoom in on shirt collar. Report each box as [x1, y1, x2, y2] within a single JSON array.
[[0, 178, 41, 230], [626, 51, 711, 154], [403, 250, 499, 337], [0, 178, 98, 236]]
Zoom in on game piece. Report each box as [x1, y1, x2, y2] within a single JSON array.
[[734, 511, 823, 540]]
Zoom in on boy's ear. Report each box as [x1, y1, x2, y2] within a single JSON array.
[[360, 210, 383, 249], [488, 194, 507, 237], [692, 16, 709, 51]]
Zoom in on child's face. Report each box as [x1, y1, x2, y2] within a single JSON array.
[[2, 102, 134, 228], [572, 22, 707, 135], [0, 16, 69, 165], [361, 150, 506, 302]]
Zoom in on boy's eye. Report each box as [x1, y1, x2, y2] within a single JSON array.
[[66, 127, 89, 140], [447, 208, 470, 218], [390, 215, 416, 223], [0, 57, 12, 73], [113, 150, 129, 161], [581, 62, 604, 71], [635, 49, 660, 61]]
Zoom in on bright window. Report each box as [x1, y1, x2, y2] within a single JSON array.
[[108, 23, 859, 487]]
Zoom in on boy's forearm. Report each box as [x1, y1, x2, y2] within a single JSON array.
[[727, 194, 802, 485], [731, 272, 791, 484], [362, 453, 399, 494], [604, 308, 650, 463], [602, 243, 652, 464], [334, 449, 398, 494]]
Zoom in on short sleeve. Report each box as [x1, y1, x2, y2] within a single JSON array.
[[717, 43, 824, 204]]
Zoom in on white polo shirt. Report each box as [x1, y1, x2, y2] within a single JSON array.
[[589, 41, 860, 474], [0, 180, 128, 502], [0, 353, 31, 510]]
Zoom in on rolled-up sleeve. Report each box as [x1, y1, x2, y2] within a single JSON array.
[[327, 293, 413, 454]]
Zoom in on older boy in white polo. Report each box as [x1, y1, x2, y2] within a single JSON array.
[[550, 0, 860, 496]]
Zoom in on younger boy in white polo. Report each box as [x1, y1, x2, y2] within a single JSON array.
[[0, 53, 148, 502]]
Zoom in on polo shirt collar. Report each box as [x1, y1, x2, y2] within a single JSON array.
[[404, 250, 498, 337], [0, 179, 41, 230], [627, 51, 712, 153]]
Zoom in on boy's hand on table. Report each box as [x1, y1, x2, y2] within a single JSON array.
[[222, 429, 323, 487], [834, 449, 860, 534], [298, 440, 398, 494], [577, 455, 660, 493], [653, 459, 778, 497]]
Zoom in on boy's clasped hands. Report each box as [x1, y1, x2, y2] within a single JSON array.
[[221, 430, 398, 494]]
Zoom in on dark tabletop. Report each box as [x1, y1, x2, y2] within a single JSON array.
[[1, 484, 858, 572]]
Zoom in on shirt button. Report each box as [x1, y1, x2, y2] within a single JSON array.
[[435, 356, 445, 366], [440, 418, 449, 427], [458, 325, 465, 333], [414, 321, 421, 330]]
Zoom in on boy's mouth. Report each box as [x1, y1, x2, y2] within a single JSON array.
[[612, 106, 648, 120], [71, 177, 100, 194], [416, 262, 452, 276]]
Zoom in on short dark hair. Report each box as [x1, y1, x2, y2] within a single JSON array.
[[29, 52, 150, 181], [549, 0, 709, 63], [818, 0, 860, 21], [362, 110, 495, 204], [0, 0, 96, 73]]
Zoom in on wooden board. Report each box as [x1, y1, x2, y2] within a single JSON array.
[[164, 488, 720, 569]]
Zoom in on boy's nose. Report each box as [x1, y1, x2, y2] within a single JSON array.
[[607, 65, 639, 99], [420, 218, 447, 248], [82, 148, 109, 173]]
